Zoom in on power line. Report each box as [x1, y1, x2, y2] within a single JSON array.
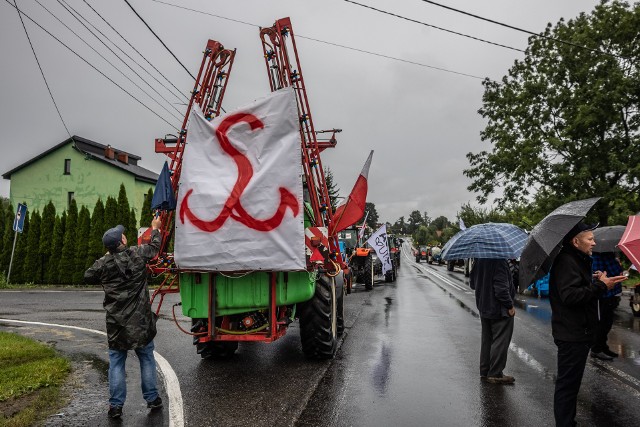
[[418, 0, 622, 59], [32, 0, 183, 123], [123, 0, 196, 80], [151, 0, 485, 80], [12, 0, 71, 138], [55, 0, 184, 118], [81, 0, 188, 102], [4, 0, 178, 129], [344, 0, 524, 53]]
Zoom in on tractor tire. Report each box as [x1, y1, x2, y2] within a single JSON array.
[[336, 273, 346, 336], [299, 273, 338, 359], [415, 256, 420, 263], [364, 256, 374, 290], [197, 341, 238, 359], [385, 271, 392, 282], [192, 319, 238, 359], [447, 261, 454, 271]]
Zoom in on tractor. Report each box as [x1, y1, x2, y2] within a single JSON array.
[[148, 18, 368, 359]]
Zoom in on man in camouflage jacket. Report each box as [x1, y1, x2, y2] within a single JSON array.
[[85, 217, 163, 418]]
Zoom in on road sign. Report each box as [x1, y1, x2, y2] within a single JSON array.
[[13, 203, 27, 233]]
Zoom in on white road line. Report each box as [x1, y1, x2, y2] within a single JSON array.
[[0, 318, 184, 427]]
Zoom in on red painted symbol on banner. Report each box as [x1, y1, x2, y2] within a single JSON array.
[[180, 113, 299, 232]]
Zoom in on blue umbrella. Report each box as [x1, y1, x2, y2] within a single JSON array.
[[441, 223, 528, 261], [151, 161, 177, 211]]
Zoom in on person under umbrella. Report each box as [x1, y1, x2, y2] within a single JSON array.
[[442, 223, 528, 385], [549, 221, 626, 427]]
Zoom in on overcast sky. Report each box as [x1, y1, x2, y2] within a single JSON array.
[[0, 0, 601, 223]]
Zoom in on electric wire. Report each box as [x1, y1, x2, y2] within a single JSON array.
[[3, 0, 178, 129], [417, 0, 624, 59], [123, 0, 196, 80], [82, 0, 188, 102], [344, 0, 524, 53], [32, 0, 183, 124], [56, 0, 184, 117], [12, 0, 72, 138], [150, 0, 485, 80]]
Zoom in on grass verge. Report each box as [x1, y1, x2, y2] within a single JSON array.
[[0, 332, 71, 427]]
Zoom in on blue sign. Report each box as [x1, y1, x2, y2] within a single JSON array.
[[13, 203, 27, 233]]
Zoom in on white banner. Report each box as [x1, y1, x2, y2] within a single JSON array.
[[175, 88, 305, 271], [367, 224, 392, 274]]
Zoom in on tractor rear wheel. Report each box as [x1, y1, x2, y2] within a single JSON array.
[[192, 319, 238, 359], [299, 273, 338, 359], [336, 273, 345, 336], [364, 256, 374, 290]]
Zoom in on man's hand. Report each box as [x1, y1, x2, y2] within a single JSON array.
[[598, 270, 627, 289], [508, 307, 515, 317], [151, 217, 162, 230]]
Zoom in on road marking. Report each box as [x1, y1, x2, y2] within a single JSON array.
[[509, 342, 550, 377], [0, 318, 184, 427]]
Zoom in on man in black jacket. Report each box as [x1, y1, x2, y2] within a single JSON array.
[[85, 218, 163, 419], [550, 222, 626, 427], [470, 258, 516, 384]]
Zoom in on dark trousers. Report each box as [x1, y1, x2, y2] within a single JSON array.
[[592, 297, 620, 353], [554, 340, 590, 427], [480, 316, 514, 377]]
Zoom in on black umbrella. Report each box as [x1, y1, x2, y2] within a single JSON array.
[[518, 197, 601, 291], [592, 226, 625, 253]]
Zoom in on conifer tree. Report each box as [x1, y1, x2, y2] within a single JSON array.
[[47, 212, 65, 284], [0, 205, 14, 274], [0, 203, 5, 255], [10, 210, 29, 284], [104, 196, 118, 232], [73, 206, 91, 284], [23, 210, 42, 283], [129, 208, 138, 245], [140, 188, 153, 228], [39, 201, 56, 280], [87, 199, 105, 269], [116, 184, 129, 225], [59, 201, 78, 284]]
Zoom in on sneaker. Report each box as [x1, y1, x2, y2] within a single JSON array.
[[147, 396, 163, 410], [486, 375, 515, 384], [108, 406, 123, 419], [603, 349, 619, 358], [591, 351, 613, 361]]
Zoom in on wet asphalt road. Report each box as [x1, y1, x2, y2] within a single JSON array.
[[2, 242, 640, 426]]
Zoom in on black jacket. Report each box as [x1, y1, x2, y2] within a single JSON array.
[[470, 259, 515, 319], [549, 244, 606, 342], [85, 229, 161, 350]]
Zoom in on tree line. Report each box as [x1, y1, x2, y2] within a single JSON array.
[[0, 184, 153, 285]]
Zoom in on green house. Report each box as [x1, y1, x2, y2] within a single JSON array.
[[2, 135, 158, 217]]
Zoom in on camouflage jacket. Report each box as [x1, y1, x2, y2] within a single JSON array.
[[84, 229, 161, 350]]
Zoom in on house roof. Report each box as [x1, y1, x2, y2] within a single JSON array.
[[2, 135, 158, 184]]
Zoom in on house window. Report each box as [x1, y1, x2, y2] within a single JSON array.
[[64, 159, 71, 175], [68, 192, 75, 208]]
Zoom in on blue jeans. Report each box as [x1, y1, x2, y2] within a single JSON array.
[[108, 340, 159, 407]]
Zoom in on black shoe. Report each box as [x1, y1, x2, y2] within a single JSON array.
[[603, 349, 619, 358], [108, 406, 123, 419], [486, 375, 515, 384], [147, 396, 163, 410], [591, 351, 613, 361]]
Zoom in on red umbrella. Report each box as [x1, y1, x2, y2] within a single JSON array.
[[618, 216, 640, 269]]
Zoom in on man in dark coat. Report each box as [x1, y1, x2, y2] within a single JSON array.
[[85, 218, 163, 419], [549, 222, 626, 427], [470, 258, 516, 384]]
